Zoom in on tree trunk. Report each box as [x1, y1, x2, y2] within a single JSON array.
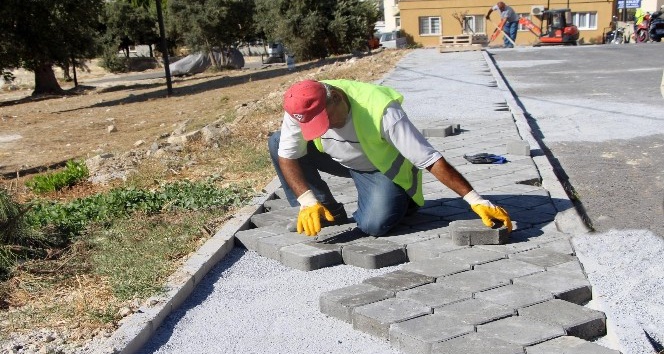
[[33, 63, 63, 95]]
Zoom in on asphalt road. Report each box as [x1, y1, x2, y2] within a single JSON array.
[[487, 44, 664, 237]]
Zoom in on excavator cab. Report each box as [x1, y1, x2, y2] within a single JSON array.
[[519, 8, 579, 45], [539, 9, 579, 44]]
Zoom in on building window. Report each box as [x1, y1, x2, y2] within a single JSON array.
[[395, 16, 401, 28], [518, 13, 531, 31], [419, 16, 441, 35], [463, 15, 485, 34], [573, 12, 597, 29]]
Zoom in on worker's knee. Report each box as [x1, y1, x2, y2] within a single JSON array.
[[356, 217, 395, 237]]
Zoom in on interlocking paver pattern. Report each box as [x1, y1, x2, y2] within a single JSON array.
[[229, 50, 617, 353]]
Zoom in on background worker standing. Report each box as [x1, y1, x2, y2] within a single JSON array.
[[486, 1, 519, 48]]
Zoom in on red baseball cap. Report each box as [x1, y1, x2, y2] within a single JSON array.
[[283, 80, 329, 141]]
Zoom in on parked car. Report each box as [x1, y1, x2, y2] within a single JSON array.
[[377, 31, 407, 49], [264, 42, 285, 64]]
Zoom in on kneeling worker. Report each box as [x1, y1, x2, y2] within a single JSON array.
[[268, 79, 512, 237]]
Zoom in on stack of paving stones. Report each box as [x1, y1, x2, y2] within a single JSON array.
[[233, 125, 619, 353]]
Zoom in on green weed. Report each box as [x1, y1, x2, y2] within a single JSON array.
[[25, 160, 89, 194]]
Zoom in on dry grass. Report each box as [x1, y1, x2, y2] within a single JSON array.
[[0, 49, 410, 348]]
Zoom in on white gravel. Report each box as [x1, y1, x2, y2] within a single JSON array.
[[573, 229, 664, 354], [138, 248, 402, 354]]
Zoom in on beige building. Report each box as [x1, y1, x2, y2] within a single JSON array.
[[395, 0, 616, 46]]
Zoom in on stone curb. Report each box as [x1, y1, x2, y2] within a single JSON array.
[[97, 177, 282, 354], [481, 50, 590, 235]]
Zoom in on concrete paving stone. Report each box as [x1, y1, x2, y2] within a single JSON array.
[[363, 270, 435, 293], [431, 333, 524, 354], [418, 205, 469, 219], [279, 242, 343, 271], [471, 177, 520, 193], [530, 202, 558, 216], [389, 314, 474, 354], [273, 188, 287, 200], [256, 233, 312, 261], [262, 198, 292, 212], [508, 210, 555, 226], [478, 316, 565, 347], [379, 230, 439, 249], [437, 269, 511, 293], [509, 169, 543, 184], [435, 298, 514, 325], [402, 257, 471, 278], [406, 236, 468, 262], [442, 212, 485, 225], [465, 168, 517, 183], [474, 284, 554, 310], [234, 227, 282, 251], [438, 247, 507, 267], [342, 238, 408, 269], [396, 282, 471, 309], [509, 248, 577, 268], [499, 195, 553, 210], [509, 229, 569, 245], [525, 335, 622, 354], [512, 269, 592, 305], [506, 139, 531, 156], [411, 219, 451, 231], [319, 283, 395, 323], [352, 298, 432, 339], [421, 126, 454, 138], [312, 224, 367, 245], [488, 183, 544, 195], [539, 238, 575, 255], [518, 299, 607, 340], [476, 241, 540, 255], [449, 219, 509, 246], [547, 260, 586, 276], [399, 212, 443, 227], [249, 207, 299, 228]]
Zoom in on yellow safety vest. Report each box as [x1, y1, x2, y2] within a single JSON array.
[[313, 79, 424, 206]]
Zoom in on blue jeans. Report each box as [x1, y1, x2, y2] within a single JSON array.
[[503, 21, 518, 48], [268, 131, 411, 236]]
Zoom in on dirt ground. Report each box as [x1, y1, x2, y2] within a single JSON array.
[[0, 50, 409, 352]]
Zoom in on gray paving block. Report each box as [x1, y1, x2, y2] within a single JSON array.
[[474, 258, 545, 280], [437, 269, 511, 293], [319, 283, 394, 323], [513, 269, 592, 305], [477, 316, 565, 346], [439, 247, 507, 267], [234, 228, 280, 251], [431, 333, 524, 354], [474, 284, 554, 310], [363, 270, 435, 293], [342, 238, 407, 269], [379, 230, 439, 248], [434, 298, 514, 325], [279, 242, 343, 271], [256, 233, 312, 260], [406, 236, 468, 262], [476, 241, 540, 255], [389, 314, 474, 354], [396, 282, 471, 309], [539, 238, 575, 255], [506, 140, 530, 156], [250, 208, 298, 228], [509, 248, 578, 268], [352, 298, 432, 339], [263, 198, 293, 211], [399, 212, 443, 227], [526, 336, 622, 354], [518, 299, 607, 340], [402, 257, 470, 278], [450, 219, 509, 246], [547, 259, 586, 276]]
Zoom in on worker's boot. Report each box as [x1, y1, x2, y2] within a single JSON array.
[[286, 202, 348, 232]]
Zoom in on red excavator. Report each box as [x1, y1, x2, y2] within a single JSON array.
[[520, 8, 579, 45]]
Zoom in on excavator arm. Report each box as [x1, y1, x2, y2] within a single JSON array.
[[518, 17, 542, 36]]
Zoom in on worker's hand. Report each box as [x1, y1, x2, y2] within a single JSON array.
[[297, 203, 334, 236], [295, 190, 335, 236], [471, 204, 512, 232], [463, 190, 513, 232]]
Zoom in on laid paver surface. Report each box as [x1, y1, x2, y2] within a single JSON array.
[[132, 49, 619, 354]]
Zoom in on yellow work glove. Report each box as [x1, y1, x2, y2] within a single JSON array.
[[296, 190, 335, 236], [464, 190, 513, 232]]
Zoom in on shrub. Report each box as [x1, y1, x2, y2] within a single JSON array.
[[25, 160, 89, 194]]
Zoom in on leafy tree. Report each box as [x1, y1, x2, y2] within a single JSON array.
[[168, 0, 256, 67], [0, 0, 104, 95], [102, 1, 160, 59], [254, 0, 380, 61]]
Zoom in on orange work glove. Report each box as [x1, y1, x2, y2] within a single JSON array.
[[464, 190, 513, 232], [296, 190, 335, 236]]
